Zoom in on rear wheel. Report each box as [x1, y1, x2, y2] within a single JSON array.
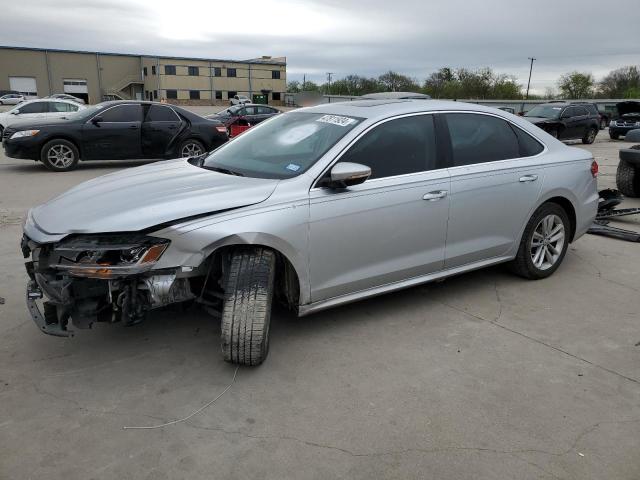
[[582, 127, 597, 144], [40, 139, 79, 172], [179, 139, 205, 158], [616, 159, 640, 197], [509, 203, 570, 280], [221, 248, 276, 366]]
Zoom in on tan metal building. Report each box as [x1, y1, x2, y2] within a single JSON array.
[[0, 46, 287, 105]]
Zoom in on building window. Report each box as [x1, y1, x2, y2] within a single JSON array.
[[153, 90, 158, 99], [151, 65, 156, 75], [166, 89, 178, 99], [228, 91, 237, 99], [143, 67, 148, 76], [227, 68, 237, 77], [215, 91, 222, 100], [189, 90, 200, 100], [188, 66, 199, 76], [272, 92, 281, 101], [272, 70, 281, 80], [213, 67, 222, 77], [165, 65, 176, 75]]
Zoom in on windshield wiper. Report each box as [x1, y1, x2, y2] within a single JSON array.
[[204, 166, 244, 177]]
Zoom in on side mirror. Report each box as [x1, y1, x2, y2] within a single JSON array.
[[326, 162, 371, 189], [10, 110, 19, 115], [91, 116, 103, 125]]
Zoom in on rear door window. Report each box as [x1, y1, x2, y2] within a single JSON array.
[[145, 105, 179, 122], [445, 113, 520, 166], [339, 114, 438, 179]]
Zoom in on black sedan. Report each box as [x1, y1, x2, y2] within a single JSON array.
[[2, 101, 228, 171], [207, 104, 280, 131]]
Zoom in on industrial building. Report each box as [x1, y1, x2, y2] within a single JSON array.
[[0, 46, 287, 105]]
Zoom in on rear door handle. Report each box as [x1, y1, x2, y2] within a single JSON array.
[[519, 175, 538, 183], [423, 190, 448, 201]]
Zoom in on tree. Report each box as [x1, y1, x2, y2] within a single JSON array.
[[423, 67, 522, 99], [286, 80, 301, 94], [557, 72, 595, 99], [598, 66, 640, 98], [378, 71, 420, 92]]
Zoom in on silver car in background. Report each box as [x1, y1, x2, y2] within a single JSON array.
[[22, 100, 599, 366]]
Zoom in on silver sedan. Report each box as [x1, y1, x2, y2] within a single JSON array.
[[22, 100, 599, 366]]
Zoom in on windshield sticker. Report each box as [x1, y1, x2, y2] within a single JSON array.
[[277, 123, 319, 145], [285, 163, 301, 172], [317, 115, 357, 127], [552, 107, 561, 110]]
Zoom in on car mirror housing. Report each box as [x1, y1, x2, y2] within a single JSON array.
[[327, 162, 371, 189], [10, 110, 19, 115]]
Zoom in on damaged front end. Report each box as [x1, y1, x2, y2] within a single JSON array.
[[22, 233, 196, 337]]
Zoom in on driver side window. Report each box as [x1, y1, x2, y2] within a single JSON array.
[[338, 115, 437, 179]]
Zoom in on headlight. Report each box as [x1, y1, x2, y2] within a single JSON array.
[[10, 130, 40, 139], [609, 120, 617, 127], [50, 234, 170, 278], [635, 122, 640, 127]]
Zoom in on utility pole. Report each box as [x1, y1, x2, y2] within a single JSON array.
[[326, 72, 334, 94], [302, 74, 306, 91], [526, 57, 536, 99]]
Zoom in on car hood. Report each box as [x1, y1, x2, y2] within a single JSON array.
[[30, 159, 279, 235], [616, 101, 640, 117], [8, 116, 77, 129]]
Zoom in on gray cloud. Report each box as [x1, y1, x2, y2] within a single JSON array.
[[1, 0, 638, 94]]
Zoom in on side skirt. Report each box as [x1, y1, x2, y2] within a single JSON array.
[[298, 255, 513, 317]]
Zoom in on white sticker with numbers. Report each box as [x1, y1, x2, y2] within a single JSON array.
[[317, 115, 357, 127]]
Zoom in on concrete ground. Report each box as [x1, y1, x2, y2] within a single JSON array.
[[0, 115, 639, 479]]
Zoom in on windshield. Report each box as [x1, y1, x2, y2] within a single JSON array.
[[525, 105, 562, 119], [202, 112, 362, 179]]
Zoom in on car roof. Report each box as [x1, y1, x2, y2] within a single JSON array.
[[298, 99, 520, 121], [17, 98, 81, 106], [361, 91, 431, 100]]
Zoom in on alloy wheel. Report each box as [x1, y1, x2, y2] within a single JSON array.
[[587, 128, 596, 143], [47, 144, 75, 169], [530, 214, 565, 271], [181, 142, 203, 158]]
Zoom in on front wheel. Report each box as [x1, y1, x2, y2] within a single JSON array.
[[582, 127, 597, 144], [40, 139, 80, 172], [509, 203, 570, 280], [179, 139, 205, 158], [221, 248, 276, 366]]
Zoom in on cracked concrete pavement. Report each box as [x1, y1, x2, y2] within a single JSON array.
[[0, 121, 639, 479]]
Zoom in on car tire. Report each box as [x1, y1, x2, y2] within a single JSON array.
[[0, 125, 4, 139], [600, 118, 607, 130], [582, 127, 597, 144], [221, 248, 276, 366], [40, 139, 80, 172], [509, 203, 570, 280], [179, 139, 205, 158], [616, 159, 640, 198], [610, 132, 619, 140]]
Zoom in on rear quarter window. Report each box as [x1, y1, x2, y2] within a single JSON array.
[[511, 125, 544, 157]]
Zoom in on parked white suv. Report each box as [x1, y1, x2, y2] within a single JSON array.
[[229, 94, 251, 106], [0, 94, 25, 105], [0, 99, 85, 138]]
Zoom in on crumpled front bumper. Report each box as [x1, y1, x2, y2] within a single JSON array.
[[26, 280, 73, 337]]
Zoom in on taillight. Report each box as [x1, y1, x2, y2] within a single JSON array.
[[591, 160, 599, 178], [215, 125, 227, 134]]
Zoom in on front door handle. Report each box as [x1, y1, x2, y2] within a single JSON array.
[[423, 190, 448, 201], [519, 174, 538, 183]]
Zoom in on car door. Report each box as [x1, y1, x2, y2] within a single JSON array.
[[82, 104, 142, 160], [559, 107, 579, 139], [242, 106, 257, 125], [443, 112, 545, 268], [309, 114, 450, 302], [9, 101, 48, 125], [141, 104, 182, 158], [573, 106, 590, 136]]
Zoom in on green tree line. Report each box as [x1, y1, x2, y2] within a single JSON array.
[[287, 65, 640, 100]]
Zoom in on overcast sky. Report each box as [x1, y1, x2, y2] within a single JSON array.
[[1, 0, 639, 94]]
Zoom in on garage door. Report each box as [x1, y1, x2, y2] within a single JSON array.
[[9, 77, 37, 97], [63, 79, 89, 103]]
